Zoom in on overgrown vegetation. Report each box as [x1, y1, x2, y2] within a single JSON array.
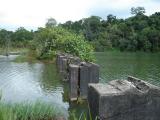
[[0, 21, 94, 62], [0, 101, 64, 120], [0, 7, 160, 60], [0, 92, 65, 120], [33, 27, 94, 61], [13, 50, 39, 63], [60, 7, 160, 52], [0, 27, 34, 49]]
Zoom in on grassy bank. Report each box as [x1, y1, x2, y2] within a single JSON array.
[[13, 49, 38, 63], [0, 101, 65, 120]]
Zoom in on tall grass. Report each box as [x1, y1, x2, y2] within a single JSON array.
[[69, 102, 99, 120], [0, 101, 65, 120]]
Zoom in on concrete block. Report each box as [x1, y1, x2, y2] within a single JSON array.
[[68, 56, 81, 65], [69, 64, 79, 101], [56, 53, 60, 69], [56, 53, 61, 66], [59, 55, 66, 72], [79, 62, 89, 98], [89, 62, 99, 83], [88, 77, 160, 120], [73, 57, 81, 65], [61, 58, 68, 81], [79, 62, 99, 99]]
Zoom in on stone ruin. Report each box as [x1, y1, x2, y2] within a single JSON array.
[[56, 53, 99, 101], [56, 53, 160, 120], [88, 76, 160, 120]]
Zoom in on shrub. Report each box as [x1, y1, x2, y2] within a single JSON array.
[[34, 27, 94, 62]]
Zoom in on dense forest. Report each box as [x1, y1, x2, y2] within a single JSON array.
[[60, 7, 160, 52], [0, 7, 160, 54]]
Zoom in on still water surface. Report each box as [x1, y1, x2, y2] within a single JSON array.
[[95, 52, 160, 86], [0, 55, 69, 116], [0, 52, 160, 118]]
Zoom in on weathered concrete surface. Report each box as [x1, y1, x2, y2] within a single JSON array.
[[79, 62, 99, 99], [69, 64, 79, 101], [89, 62, 99, 83], [68, 56, 81, 65], [79, 62, 89, 98], [56, 53, 61, 67], [61, 58, 68, 81], [88, 76, 160, 120], [56, 53, 81, 82], [59, 55, 66, 73]]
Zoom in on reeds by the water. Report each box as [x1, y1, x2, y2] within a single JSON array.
[[0, 101, 64, 120]]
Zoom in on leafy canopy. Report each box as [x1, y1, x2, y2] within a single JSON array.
[[34, 26, 94, 61]]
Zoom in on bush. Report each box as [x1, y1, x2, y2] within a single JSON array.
[[34, 27, 94, 62]]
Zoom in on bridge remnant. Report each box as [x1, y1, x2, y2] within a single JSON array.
[[88, 76, 160, 120], [56, 53, 99, 101]]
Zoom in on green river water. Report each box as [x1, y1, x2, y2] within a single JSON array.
[[96, 52, 160, 86], [0, 52, 160, 118]]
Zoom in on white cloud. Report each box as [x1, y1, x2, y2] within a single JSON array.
[[0, 0, 160, 31], [0, 0, 94, 30], [90, 0, 160, 17]]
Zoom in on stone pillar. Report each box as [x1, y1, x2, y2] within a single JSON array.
[[69, 64, 79, 101], [79, 62, 99, 99], [89, 63, 99, 83], [62, 58, 68, 81], [88, 78, 160, 120], [59, 55, 66, 73], [68, 56, 81, 65], [56, 53, 61, 66], [79, 62, 89, 98], [56, 53, 60, 69], [73, 57, 81, 65]]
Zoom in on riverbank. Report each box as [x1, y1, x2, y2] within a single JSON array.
[[0, 47, 28, 55], [0, 100, 65, 120], [13, 49, 56, 63], [0, 55, 69, 120], [1, 50, 160, 119]]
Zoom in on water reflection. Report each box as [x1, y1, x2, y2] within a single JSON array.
[[95, 52, 160, 86], [0, 55, 69, 116], [1, 52, 159, 118]]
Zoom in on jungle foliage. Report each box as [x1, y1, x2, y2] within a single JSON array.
[[33, 27, 94, 61], [60, 7, 160, 52], [0, 27, 34, 48], [0, 7, 160, 60]]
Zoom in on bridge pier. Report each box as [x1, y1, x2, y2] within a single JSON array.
[[88, 76, 160, 120]]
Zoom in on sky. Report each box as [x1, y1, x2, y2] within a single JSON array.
[[0, 0, 160, 31]]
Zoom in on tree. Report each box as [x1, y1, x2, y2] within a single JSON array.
[[11, 27, 34, 47], [0, 29, 12, 47], [12, 27, 33, 41], [45, 18, 57, 28], [107, 14, 117, 24], [131, 7, 146, 15], [82, 16, 101, 41], [59, 8, 160, 52]]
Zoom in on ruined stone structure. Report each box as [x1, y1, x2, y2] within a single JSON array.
[[79, 62, 99, 99], [88, 76, 160, 120], [56, 53, 160, 120], [69, 64, 79, 101], [56, 53, 99, 101]]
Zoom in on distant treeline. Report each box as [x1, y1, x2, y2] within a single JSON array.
[[0, 7, 160, 52], [60, 7, 160, 52], [0, 27, 34, 48]]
